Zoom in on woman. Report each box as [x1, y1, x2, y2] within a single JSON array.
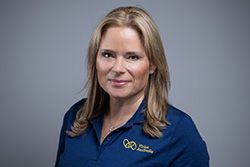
[[55, 6, 209, 167]]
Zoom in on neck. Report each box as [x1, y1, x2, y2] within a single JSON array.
[[108, 94, 144, 121]]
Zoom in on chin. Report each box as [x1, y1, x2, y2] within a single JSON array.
[[109, 94, 128, 99], [106, 89, 129, 98], [108, 91, 133, 100]]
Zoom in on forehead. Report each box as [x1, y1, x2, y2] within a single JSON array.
[[99, 27, 145, 52]]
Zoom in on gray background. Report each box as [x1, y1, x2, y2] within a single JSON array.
[[0, 0, 249, 166]]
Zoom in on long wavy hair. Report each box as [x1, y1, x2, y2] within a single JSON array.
[[68, 6, 170, 138]]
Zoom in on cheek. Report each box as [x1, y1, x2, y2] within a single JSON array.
[[130, 65, 150, 80], [96, 58, 109, 74]]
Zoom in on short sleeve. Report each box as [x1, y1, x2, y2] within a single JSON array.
[[166, 115, 209, 167]]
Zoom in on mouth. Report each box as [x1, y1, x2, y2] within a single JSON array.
[[109, 79, 130, 87]]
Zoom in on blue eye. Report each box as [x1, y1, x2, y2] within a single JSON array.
[[129, 55, 139, 61]]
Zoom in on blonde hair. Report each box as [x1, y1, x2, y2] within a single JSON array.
[[68, 6, 170, 138]]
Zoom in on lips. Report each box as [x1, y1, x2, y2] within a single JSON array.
[[109, 79, 130, 87]]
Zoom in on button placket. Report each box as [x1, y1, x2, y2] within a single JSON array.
[[106, 136, 112, 141]]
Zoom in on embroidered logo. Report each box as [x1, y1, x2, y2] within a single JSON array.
[[123, 138, 154, 154], [123, 138, 137, 150]]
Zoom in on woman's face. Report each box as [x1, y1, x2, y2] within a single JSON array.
[[96, 27, 155, 101]]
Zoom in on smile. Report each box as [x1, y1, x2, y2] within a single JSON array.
[[109, 79, 130, 87]]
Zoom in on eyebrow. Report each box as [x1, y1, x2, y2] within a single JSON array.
[[99, 49, 143, 56], [99, 49, 115, 54], [126, 52, 141, 55]]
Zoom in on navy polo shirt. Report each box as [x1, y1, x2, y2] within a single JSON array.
[[55, 99, 209, 167]]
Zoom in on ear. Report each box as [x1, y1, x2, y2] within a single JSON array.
[[149, 65, 156, 74]]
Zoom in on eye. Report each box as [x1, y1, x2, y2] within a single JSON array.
[[102, 52, 113, 58], [129, 55, 139, 61]]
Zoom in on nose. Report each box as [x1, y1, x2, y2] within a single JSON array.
[[112, 57, 126, 74]]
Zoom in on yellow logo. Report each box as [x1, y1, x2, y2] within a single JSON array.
[[123, 139, 137, 150], [123, 139, 154, 154]]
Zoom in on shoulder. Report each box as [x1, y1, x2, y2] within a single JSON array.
[[62, 98, 87, 129], [166, 104, 188, 120], [166, 105, 208, 133], [165, 105, 204, 142], [166, 104, 195, 128], [165, 104, 204, 142]]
